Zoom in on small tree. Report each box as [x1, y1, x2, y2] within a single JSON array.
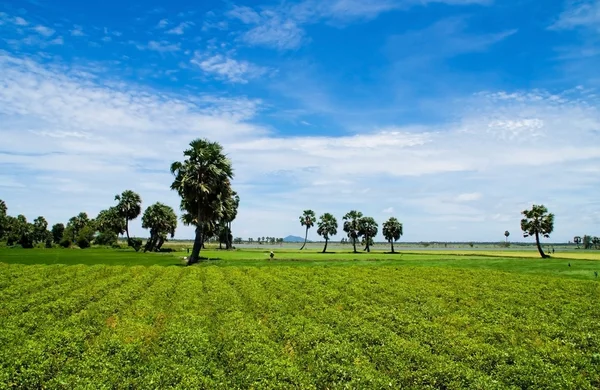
[[317, 213, 338, 253], [383, 217, 403, 253], [358, 217, 378, 253], [504, 230, 510, 243], [142, 203, 178, 252], [520, 204, 554, 258], [343, 210, 363, 253], [299, 210, 316, 250], [583, 235, 593, 249], [115, 190, 142, 246], [52, 223, 65, 244], [574, 236, 582, 248]]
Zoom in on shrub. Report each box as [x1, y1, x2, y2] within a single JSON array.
[[59, 238, 72, 248], [94, 231, 118, 246], [76, 237, 91, 249]]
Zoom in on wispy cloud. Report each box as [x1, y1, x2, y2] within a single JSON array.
[[135, 40, 181, 53], [226, 0, 493, 50], [156, 18, 169, 28], [191, 52, 269, 83], [13, 16, 28, 26], [32, 25, 54, 36], [70, 25, 85, 36], [550, 0, 600, 32], [166, 21, 194, 35]]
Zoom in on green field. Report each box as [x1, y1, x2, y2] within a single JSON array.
[[1, 248, 600, 388]]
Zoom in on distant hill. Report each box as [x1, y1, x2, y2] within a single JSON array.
[[283, 235, 305, 243]]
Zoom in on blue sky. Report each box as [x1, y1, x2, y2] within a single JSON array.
[[1, 0, 600, 243]]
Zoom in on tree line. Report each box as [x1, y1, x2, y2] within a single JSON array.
[[298, 209, 404, 253]]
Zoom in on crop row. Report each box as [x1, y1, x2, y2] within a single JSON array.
[[0, 264, 599, 389]]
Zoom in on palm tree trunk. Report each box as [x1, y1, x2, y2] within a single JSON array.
[[125, 220, 130, 245], [390, 240, 395, 253], [535, 231, 547, 258], [300, 227, 308, 250], [352, 237, 357, 253], [322, 239, 328, 253], [366, 238, 371, 253]]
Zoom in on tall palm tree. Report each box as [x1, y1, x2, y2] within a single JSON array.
[[170, 138, 234, 264], [115, 190, 142, 244], [343, 210, 363, 253], [317, 213, 338, 253], [382, 217, 403, 253], [299, 210, 316, 250], [520, 204, 554, 258], [358, 216, 378, 253]]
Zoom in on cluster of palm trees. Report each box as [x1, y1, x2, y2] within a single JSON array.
[[299, 210, 404, 253]]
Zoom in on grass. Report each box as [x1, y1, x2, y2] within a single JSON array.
[[2, 247, 600, 280], [1, 264, 599, 388]]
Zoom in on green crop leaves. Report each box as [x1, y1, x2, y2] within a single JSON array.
[[0, 265, 599, 389]]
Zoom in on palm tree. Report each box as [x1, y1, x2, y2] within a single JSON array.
[[504, 230, 510, 243], [574, 236, 582, 248], [142, 202, 178, 252], [382, 217, 403, 253], [96, 207, 126, 243], [170, 138, 234, 264], [299, 210, 316, 250], [343, 210, 363, 253], [317, 213, 338, 253], [115, 190, 142, 245], [358, 216, 378, 252], [520, 204, 554, 258]]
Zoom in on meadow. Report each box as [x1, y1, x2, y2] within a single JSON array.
[[1, 246, 600, 388]]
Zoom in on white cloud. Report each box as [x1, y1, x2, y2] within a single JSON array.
[[13, 17, 28, 26], [166, 21, 194, 35], [156, 19, 169, 28], [191, 52, 268, 83], [226, 0, 493, 50], [455, 193, 482, 202], [32, 25, 55, 37], [136, 40, 181, 52], [70, 25, 85, 36], [1, 53, 600, 242], [550, 0, 600, 32]]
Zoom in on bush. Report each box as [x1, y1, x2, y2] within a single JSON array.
[[77, 237, 91, 249], [128, 238, 143, 252], [59, 238, 72, 248], [94, 231, 118, 246]]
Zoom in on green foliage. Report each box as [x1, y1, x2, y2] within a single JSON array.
[[170, 138, 235, 264], [96, 207, 126, 240], [0, 199, 7, 240], [66, 212, 92, 242], [342, 210, 363, 253], [317, 213, 338, 253], [521, 204, 554, 258], [76, 225, 96, 249], [59, 238, 72, 248], [94, 231, 119, 246], [115, 190, 142, 243], [358, 216, 378, 252], [142, 202, 177, 252], [1, 265, 599, 388], [382, 217, 403, 252], [51, 223, 65, 244]]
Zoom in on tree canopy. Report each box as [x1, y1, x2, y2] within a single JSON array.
[[382, 217, 403, 253], [142, 202, 178, 252], [358, 216, 378, 253], [299, 210, 316, 250], [170, 138, 235, 264], [343, 210, 363, 253], [521, 204, 554, 258], [317, 213, 338, 253]]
